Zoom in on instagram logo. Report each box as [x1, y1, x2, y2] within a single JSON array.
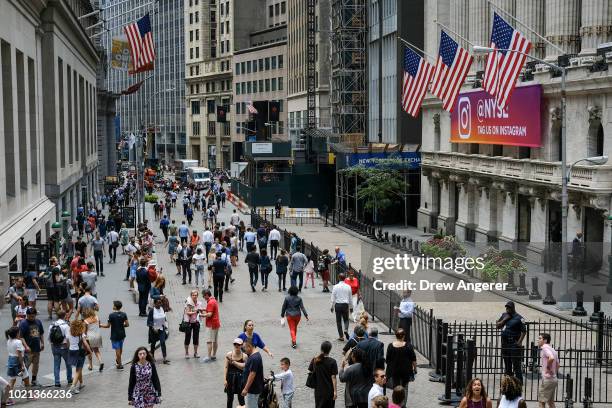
[[458, 97, 471, 139]]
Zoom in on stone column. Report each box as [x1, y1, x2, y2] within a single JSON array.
[[475, 186, 491, 243], [455, 183, 470, 241], [468, 0, 490, 72], [580, 0, 612, 55], [450, 0, 469, 41], [545, 0, 581, 59], [526, 197, 547, 264], [417, 173, 433, 231], [516, 0, 545, 59], [438, 179, 452, 234], [499, 191, 517, 251]]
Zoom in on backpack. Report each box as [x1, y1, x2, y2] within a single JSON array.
[[147, 265, 158, 282], [49, 323, 65, 346]]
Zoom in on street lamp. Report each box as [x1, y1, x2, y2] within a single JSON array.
[[60, 210, 72, 258], [472, 45, 574, 305], [51, 222, 61, 259]]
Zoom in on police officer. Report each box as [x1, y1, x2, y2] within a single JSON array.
[[496, 301, 526, 383]]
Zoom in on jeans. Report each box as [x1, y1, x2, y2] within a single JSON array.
[[270, 240, 279, 259], [246, 242, 255, 253], [261, 270, 270, 289], [52, 346, 73, 385], [290, 271, 303, 290], [246, 393, 260, 408], [161, 228, 168, 242], [249, 266, 259, 288], [195, 266, 205, 286], [281, 392, 294, 408], [227, 392, 245, 408], [501, 340, 524, 384], [109, 244, 117, 262], [334, 303, 350, 338], [204, 242, 212, 256], [138, 288, 150, 315], [151, 328, 167, 358], [277, 272, 287, 291], [182, 262, 192, 283], [94, 250, 104, 273], [213, 275, 224, 302], [184, 322, 200, 346]]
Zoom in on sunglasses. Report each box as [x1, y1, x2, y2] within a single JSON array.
[[377, 374, 386, 378], [233, 343, 241, 346]]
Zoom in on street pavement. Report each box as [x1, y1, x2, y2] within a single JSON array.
[[0, 195, 453, 407]]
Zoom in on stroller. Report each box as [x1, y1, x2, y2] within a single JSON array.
[[258, 371, 279, 408]]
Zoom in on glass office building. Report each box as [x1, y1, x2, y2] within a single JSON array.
[[99, 0, 186, 163]]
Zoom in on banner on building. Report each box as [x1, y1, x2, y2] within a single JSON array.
[[345, 152, 421, 169], [450, 85, 542, 147], [111, 37, 133, 72]]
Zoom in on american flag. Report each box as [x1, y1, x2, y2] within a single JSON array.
[[124, 14, 155, 74], [247, 103, 258, 115], [402, 47, 434, 118], [483, 13, 531, 109], [431, 31, 473, 112]]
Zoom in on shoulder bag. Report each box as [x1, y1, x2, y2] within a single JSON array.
[[178, 308, 190, 333], [305, 358, 317, 389]]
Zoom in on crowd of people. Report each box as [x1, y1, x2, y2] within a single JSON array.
[[0, 172, 561, 408]]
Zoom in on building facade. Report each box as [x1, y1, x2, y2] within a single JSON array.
[[287, 0, 332, 144], [185, 0, 265, 169], [367, 0, 424, 144], [419, 0, 612, 276], [101, 0, 186, 164]]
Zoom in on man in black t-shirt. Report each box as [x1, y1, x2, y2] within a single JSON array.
[[19, 308, 44, 385], [497, 301, 526, 383], [74, 236, 87, 258], [100, 301, 129, 369], [241, 340, 264, 407]]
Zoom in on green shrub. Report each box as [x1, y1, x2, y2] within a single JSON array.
[[478, 247, 527, 282], [144, 194, 159, 203], [420, 235, 466, 259]]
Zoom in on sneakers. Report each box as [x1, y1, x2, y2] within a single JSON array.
[[344, 331, 350, 341], [116, 364, 124, 370], [70, 386, 80, 394], [291, 342, 297, 349], [201, 357, 212, 363], [162, 359, 170, 365]]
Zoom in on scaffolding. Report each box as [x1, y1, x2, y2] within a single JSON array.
[[331, 0, 366, 145]]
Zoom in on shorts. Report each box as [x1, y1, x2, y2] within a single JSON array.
[[6, 356, 24, 379], [68, 350, 86, 369], [207, 328, 219, 343], [538, 378, 558, 403], [111, 340, 124, 350], [25, 288, 37, 303]]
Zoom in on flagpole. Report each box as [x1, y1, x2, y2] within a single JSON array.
[[396, 36, 436, 61], [485, 0, 566, 55], [433, 20, 474, 48]]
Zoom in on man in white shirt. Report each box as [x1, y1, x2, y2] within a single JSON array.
[[202, 227, 215, 255], [49, 310, 72, 387], [368, 368, 386, 405], [330, 273, 353, 341], [394, 290, 415, 343], [230, 209, 240, 226], [268, 227, 281, 259], [106, 228, 120, 263]]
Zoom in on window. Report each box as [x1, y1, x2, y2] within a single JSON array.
[[253, 81, 257, 93], [221, 42, 224, 53], [221, 23, 224, 34], [241, 62, 246, 74], [190, 84, 194, 94], [226, 40, 230, 52], [223, 122, 230, 136], [189, 30, 193, 42], [195, 11, 199, 23], [236, 103, 241, 114], [195, 47, 199, 58], [190, 66, 193, 76], [226, 21, 229, 33], [220, 1, 224, 15], [275, 3, 279, 15], [211, 47, 216, 58], [247, 81, 251, 93], [247, 61, 251, 73], [190, 48, 193, 59], [278, 55, 283, 69], [196, 84, 200, 93], [279, 121, 284, 133], [206, 82, 210, 93], [281, 1, 286, 13], [265, 78, 270, 91], [271, 56, 277, 69], [253, 59, 258, 72], [192, 121, 200, 136], [196, 65, 199, 75], [269, 5, 273, 17], [242, 102, 246, 113], [259, 59, 263, 71], [207, 100, 215, 113], [278, 77, 283, 90], [211, 82, 216, 92], [208, 121, 216, 135], [279, 100, 283, 112], [189, 13, 193, 24], [258, 79, 263, 92], [235, 63, 240, 75], [226, 2, 229, 15], [210, 11, 215, 22], [271, 78, 277, 91], [265, 57, 270, 70], [236, 83, 239, 94], [196, 29, 199, 40]]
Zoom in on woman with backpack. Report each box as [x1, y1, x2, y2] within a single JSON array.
[[67, 319, 92, 394], [259, 249, 273, 292], [319, 249, 332, 293]]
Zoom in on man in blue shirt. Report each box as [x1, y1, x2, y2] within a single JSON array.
[[394, 290, 414, 343], [241, 340, 264, 408], [497, 301, 526, 383], [333, 247, 347, 269], [159, 215, 170, 242], [19, 308, 44, 385], [244, 228, 257, 253], [178, 221, 190, 245]]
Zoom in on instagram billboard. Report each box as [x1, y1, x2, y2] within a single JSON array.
[[450, 85, 542, 147]]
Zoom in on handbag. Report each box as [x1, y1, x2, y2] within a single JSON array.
[[178, 310, 190, 333], [305, 359, 317, 388]]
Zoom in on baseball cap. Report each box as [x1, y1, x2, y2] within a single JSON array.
[[233, 338, 244, 345]]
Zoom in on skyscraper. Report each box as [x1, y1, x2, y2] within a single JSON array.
[[100, 0, 186, 164]]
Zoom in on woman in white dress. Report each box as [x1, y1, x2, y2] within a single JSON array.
[[83, 308, 104, 372]]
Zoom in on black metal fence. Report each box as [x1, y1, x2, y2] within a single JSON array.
[[250, 211, 612, 404]]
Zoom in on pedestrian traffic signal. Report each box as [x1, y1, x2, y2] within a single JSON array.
[[217, 105, 227, 123], [269, 101, 280, 122]]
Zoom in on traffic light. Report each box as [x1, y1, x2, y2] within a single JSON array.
[[269, 101, 280, 122], [298, 130, 307, 146], [217, 105, 227, 123]]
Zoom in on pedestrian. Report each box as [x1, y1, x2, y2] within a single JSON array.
[[212, 252, 227, 302], [225, 338, 247, 408], [537, 333, 559, 408], [276, 249, 289, 292], [24, 263, 40, 309], [178, 221, 190, 245], [178, 244, 194, 285], [159, 215, 170, 242], [368, 368, 387, 406], [107, 227, 120, 263], [244, 227, 257, 253], [385, 328, 416, 404], [202, 226, 214, 255], [136, 258, 152, 317], [6, 278, 25, 322], [99, 300, 129, 369], [18, 308, 44, 386], [339, 347, 372, 408], [317, 249, 332, 293], [260, 249, 273, 292], [128, 347, 162, 408], [76, 285, 99, 318], [497, 376, 527, 408], [183, 290, 203, 359], [230, 232, 239, 267], [333, 246, 347, 269], [303, 255, 316, 289], [201, 289, 221, 363], [49, 310, 73, 387], [165, 230, 179, 264], [331, 273, 353, 341], [281, 286, 309, 348], [307, 341, 338, 408], [193, 247, 207, 289], [238, 320, 273, 358], [45, 257, 63, 320], [238, 221, 246, 251], [67, 319, 92, 394], [496, 301, 526, 384], [91, 232, 106, 276], [80, 261, 98, 296], [82, 308, 104, 372], [289, 233, 298, 255], [119, 223, 130, 254], [289, 249, 308, 291], [14, 296, 29, 325], [458, 378, 492, 408], [245, 245, 261, 292], [372, 395, 389, 408], [186, 206, 194, 226], [241, 339, 265, 408], [394, 290, 414, 344], [268, 226, 281, 259], [5, 326, 32, 400], [147, 299, 170, 364], [345, 269, 362, 322], [230, 209, 240, 227], [273, 357, 295, 408]]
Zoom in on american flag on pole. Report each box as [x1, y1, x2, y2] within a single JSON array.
[[402, 47, 434, 118], [247, 103, 258, 115], [124, 14, 155, 74], [431, 31, 473, 112], [483, 13, 532, 109]]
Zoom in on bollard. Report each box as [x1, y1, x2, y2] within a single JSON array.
[[465, 339, 476, 385], [384, 231, 389, 243], [402, 236, 407, 250], [453, 335, 465, 403], [529, 277, 542, 300], [391, 233, 397, 247], [572, 290, 588, 316], [414, 240, 420, 254], [543, 280, 557, 305], [408, 238, 413, 253], [505, 270, 517, 292], [564, 374, 574, 407], [590, 295, 602, 322], [438, 334, 455, 403], [429, 320, 446, 381], [516, 272, 529, 296]]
